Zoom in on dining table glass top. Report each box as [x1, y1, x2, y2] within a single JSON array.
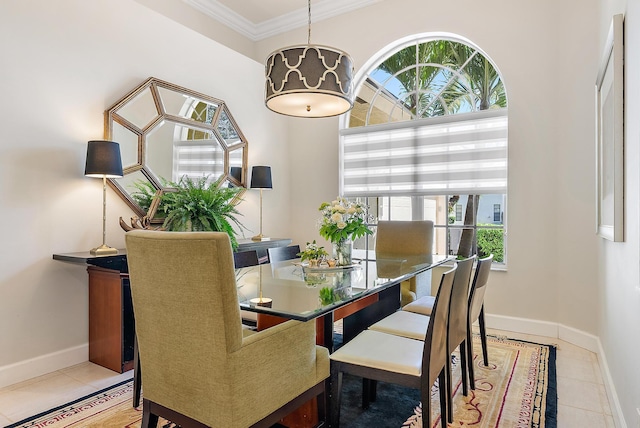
[[236, 252, 452, 321]]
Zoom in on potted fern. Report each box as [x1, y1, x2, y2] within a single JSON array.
[[159, 175, 244, 250]]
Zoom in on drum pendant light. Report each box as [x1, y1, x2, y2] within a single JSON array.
[[265, 0, 354, 118]]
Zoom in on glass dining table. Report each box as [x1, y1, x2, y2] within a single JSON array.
[[236, 251, 452, 352]]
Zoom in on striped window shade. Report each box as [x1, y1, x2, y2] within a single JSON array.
[[340, 109, 508, 197], [173, 140, 224, 182]]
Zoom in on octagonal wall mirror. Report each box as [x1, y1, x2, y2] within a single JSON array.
[[105, 77, 248, 224]]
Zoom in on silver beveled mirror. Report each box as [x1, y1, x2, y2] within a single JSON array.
[[105, 77, 248, 224]]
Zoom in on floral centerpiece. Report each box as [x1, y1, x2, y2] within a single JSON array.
[[318, 197, 373, 266], [297, 240, 329, 267]]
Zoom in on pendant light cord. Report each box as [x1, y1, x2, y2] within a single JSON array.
[[307, 0, 311, 45]]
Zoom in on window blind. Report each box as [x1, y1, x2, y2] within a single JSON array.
[[173, 140, 224, 181], [340, 109, 508, 197]]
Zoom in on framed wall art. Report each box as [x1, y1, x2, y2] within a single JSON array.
[[596, 13, 624, 242]]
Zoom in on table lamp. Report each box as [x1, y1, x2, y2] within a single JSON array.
[[250, 165, 272, 241], [228, 166, 242, 188], [249, 266, 272, 307], [85, 140, 123, 255]]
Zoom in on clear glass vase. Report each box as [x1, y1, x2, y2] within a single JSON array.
[[333, 239, 353, 266]]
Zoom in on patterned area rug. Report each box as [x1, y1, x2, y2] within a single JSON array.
[[404, 335, 557, 427], [6, 335, 556, 428]]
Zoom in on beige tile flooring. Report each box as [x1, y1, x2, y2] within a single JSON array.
[[487, 328, 616, 428], [0, 328, 616, 427]]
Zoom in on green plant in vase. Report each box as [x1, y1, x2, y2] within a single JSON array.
[[159, 175, 244, 250], [297, 240, 329, 266]]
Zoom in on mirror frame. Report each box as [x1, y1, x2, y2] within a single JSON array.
[[104, 77, 248, 224]]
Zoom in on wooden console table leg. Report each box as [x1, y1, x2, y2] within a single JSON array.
[[88, 266, 124, 372]]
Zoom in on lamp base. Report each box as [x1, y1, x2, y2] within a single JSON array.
[[90, 244, 119, 256], [251, 234, 271, 242], [249, 297, 273, 308]]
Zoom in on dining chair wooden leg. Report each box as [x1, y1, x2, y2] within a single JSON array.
[[437, 369, 448, 426], [459, 341, 469, 397], [362, 378, 370, 409], [141, 398, 159, 428], [362, 378, 377, 409], [479, 306, 489, 366], [133, 333, 142, 408], [446, 355, 453, 423], [466, 324, 476, 391]]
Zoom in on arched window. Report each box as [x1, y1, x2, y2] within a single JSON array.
[[340, 35, 507, 263]]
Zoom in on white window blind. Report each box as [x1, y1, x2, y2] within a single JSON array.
[[173, 140, 224, 181], [340, 109, 508, 197]]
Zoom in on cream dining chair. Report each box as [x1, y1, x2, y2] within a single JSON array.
[[375, 220, 434, 306], [125, 230, 330, 428], [404, 254, 494, 390], [465, 254, 494, 389], [329, 265, 457, 427], [367, 256, 476, 423]]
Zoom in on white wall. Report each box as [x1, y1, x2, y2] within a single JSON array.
[[0, 0, 290, 387], [598, 0, 640, 426]]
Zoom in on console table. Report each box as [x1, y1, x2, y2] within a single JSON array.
[[53, 237, 291, 373]]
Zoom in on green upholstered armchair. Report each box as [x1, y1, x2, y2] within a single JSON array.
[[125, 230, 330, 428], [375, 220, 434, 307]]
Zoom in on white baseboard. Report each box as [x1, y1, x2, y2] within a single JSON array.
[[597, 339, 627, 428], [0, 344, 88, 389], [558, 323, 600, 353], [486, 313, 559, 338], [486, 313, 626, 428]]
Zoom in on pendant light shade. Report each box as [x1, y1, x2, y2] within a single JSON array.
[[265, 45, 354, 117], [264, 0, 354, 118]]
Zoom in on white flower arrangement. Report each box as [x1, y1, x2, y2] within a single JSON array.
[[318, 197, 373, 243]]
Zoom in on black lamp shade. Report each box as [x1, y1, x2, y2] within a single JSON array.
[[85, 140, 123, 178], [250, 166, 272, 189], [229, 166, 242, 182]]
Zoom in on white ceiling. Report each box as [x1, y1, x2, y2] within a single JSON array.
[[183, 0, 382, 41]]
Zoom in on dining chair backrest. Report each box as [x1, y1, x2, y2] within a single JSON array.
[[448, 256, 476, 350], [375, 220, 435, 306], [374, 220, 434, 257], [468, 254, 494, 322], [422, 264, 456, 385], [267, 245, 301, 263], [233, 249, 260, 268]]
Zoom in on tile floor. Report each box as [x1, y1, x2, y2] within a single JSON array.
[[0, 328, 617, 427], [487, 328, 616, 428]]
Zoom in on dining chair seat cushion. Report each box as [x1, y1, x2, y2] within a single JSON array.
[[368, 311, 430, 341], [403, 295, 436, 316], [330, 330, 423, 376]]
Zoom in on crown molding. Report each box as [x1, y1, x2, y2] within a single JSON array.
[[183, 0, 381, 41]]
